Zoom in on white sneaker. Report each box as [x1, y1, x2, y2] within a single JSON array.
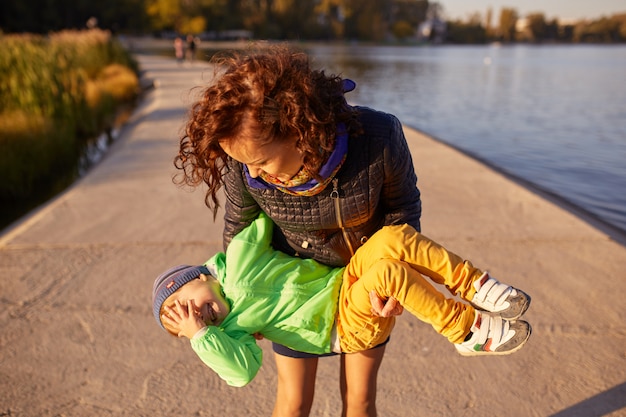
[[471, 273, 531, 320], [455, 311, 531, 356]]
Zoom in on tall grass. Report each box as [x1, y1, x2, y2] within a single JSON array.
[[0, 29, 139, 227]]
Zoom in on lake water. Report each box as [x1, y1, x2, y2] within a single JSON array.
[[304, 44, 626, 236]]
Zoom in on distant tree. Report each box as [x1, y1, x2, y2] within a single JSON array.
[[466, 12, 482, 25], [426, 1, 443, 20], [4, 0, 622, 44], [574, 17, 619, 43], [446, 18, 487, 44], [392, 20, 416, 39], [392, 0, 429, 28], [498, 7, 518, 42], [238, 0, 284, 38], [195, 0, 230, 35], [344, 0, 387, 41], [544, 18, 559, 41], [614, 13, 626, 39], [485, 7, 494, 38], [180, 16, 206, 35], [558, 22, 575, 42], [315, 0, 346, 39], [575, 15, 625, 42], [526, 13, 546, 42], [94, 0, 150, 33], [1, 0, 148, 33], [273, 0, 321, 39], [146, 0, 182, 32]]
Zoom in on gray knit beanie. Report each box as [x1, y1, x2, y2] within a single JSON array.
[[152, 264, 210, 330]]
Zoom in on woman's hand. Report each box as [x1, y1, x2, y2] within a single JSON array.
[[162, 299, 206, 339], [369, 290, 404, 317]]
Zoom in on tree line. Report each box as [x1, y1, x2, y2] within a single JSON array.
[[448, 7, 626, 44], [1, 0, 624, 43]]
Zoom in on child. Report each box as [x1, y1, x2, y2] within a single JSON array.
[[152, 213, 531, 387]]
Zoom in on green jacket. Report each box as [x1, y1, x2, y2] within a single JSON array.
[[190, 213, 344, 387]]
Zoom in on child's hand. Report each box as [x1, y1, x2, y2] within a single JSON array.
[[162, 299, 206, 339], [369, 290, 404, 318]]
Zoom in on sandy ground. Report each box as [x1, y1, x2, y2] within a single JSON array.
[[1, 54, 625, 417]]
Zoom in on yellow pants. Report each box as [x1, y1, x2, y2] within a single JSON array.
[[338, 223, 484, 353]]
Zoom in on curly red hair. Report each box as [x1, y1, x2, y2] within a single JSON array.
[[174, 44, 361, 217]]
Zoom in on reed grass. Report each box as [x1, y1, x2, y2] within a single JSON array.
[[0, 29, 139, 214]]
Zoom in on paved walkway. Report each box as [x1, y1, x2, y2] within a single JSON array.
[[1, 54, 625, 417]]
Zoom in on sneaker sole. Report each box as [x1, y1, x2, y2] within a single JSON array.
[[456, 321, 532, 357]]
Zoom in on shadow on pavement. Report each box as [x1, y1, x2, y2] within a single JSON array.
[[548, 381, 626, 417]]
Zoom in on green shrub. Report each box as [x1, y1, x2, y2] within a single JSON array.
[[0, 29, 139, 223], [0, 111, 74, 199]]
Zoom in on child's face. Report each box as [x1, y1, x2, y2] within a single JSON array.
[[165, 274, 230, 327]]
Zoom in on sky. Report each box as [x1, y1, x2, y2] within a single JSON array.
[[440, 0, 626, 21]]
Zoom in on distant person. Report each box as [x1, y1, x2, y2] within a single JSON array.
[[152, 213, 532, 387], [174, 37, 184, 64], [86, 16, 98, 29], [186, 34, 197, 62]]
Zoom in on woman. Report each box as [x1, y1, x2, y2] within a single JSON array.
[[175, 45, 421, 417]]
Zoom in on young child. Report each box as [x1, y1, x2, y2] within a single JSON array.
[[152, 213, 531, 387]]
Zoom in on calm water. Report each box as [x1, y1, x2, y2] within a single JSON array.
[[305, 44, 626, 235]]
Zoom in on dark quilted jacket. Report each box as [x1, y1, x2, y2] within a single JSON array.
[[222, 106, 422, 267]]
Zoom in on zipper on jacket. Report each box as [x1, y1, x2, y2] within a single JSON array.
[[331, 178, 356, 256]]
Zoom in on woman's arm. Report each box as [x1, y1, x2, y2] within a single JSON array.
[[223, 158, 262, 248], [382, 116, 422, 231]]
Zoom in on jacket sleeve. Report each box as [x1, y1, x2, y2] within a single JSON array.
[[222, 157, 262, 249], [190, 326, 263, 387], [382, 116, 422, 232]]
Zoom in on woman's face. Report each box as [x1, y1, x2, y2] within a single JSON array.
[[220, 136, 304, 182]]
